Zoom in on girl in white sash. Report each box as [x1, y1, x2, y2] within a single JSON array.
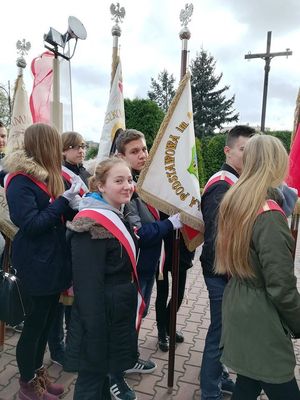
[[64, 158, 140, 400]]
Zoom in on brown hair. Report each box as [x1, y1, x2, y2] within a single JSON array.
[[215, 135, 288, 279], [24, 123, 65, 197], [226, 125, 256, 147], [88, 157, 130, 192], [62, 131, 85, 153], [115, 129, 145, 154]]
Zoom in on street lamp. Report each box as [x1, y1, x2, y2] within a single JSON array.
[[44, 16, 87, 132]]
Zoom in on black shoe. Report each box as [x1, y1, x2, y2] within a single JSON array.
[[125, 358, 157, 374], [166, 330, 185, 343], [175, 331, 184, 343], [158, 332, 169, 352], [110, 375, 136, 400]]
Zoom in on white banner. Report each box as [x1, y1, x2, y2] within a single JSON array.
[[8, 74, 33, 152], [97, 61, 125, 160], [137, 73, 204, 249]]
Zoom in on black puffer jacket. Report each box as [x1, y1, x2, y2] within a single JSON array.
[[64, 197, 138, 374]]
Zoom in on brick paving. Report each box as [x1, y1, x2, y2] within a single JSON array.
[[1, 246, 300, 399]]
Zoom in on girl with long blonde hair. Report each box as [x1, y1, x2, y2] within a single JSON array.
[[4, 123, 81, 400], [215, 135, 300, 399]]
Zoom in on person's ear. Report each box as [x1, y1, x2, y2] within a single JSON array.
[[117, 152, 125, 160], [97, 184, 104, 193], [224, 146, 231, 157]]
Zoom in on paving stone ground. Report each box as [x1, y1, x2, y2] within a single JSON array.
[[1, 245, 300, 400]]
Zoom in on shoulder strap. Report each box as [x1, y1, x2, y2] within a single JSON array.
[[203, 170, 238, 194], [258, 199, 286, 218], [74, 208, 145, 330], [5, 172, 55, 202]]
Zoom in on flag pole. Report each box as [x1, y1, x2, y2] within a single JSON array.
[[110, 3, 125, 88], [167, 3, 193, 392]]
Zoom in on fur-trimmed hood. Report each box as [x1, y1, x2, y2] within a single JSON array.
[[3, 149, 48, 182], [67, 194, 124, 239]]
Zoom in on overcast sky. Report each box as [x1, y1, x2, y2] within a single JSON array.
[[1, 0, 299, 142]]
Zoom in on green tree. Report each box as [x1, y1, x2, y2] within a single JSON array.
[[124, 98, 165, 149], [0, 84, 11, 127], [148, 70, 176, 113], [190, 49, 239, 138], [266, 130, 291, 152], [202, 134, 226, 182], [86, 146, 98, 160]]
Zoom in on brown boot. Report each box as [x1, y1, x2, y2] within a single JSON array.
[[19, 376, 59, 400], [36, 367, 64, 396]]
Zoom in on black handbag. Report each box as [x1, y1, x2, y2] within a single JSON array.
[[0, 268, 31, 326]]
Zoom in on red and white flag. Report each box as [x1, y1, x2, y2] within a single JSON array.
[[30, 51, 54, 125], [137, 72, 204, 251], [97, 61, 125, 160]]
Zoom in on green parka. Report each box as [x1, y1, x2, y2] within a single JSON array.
[[220, 209, 300, 384]]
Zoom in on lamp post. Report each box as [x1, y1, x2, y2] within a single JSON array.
[[44, 16, 87, 132]]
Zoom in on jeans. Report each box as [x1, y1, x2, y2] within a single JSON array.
[[232, 374, 300, 400], [139, 275, 155, 317], [16, 294, 60, 382], [200, 276, 227, 400]]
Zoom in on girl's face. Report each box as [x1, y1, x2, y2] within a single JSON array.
[[99, 164, 134, 209]]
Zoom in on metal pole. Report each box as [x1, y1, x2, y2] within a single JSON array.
[[260, 31, 272, 132], [168, 3, 193, 393], [51, 54, 63, 133]]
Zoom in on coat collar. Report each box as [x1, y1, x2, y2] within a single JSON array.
[[3, 149, 48, 182]]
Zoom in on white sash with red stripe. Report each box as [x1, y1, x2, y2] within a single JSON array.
[[203, 170, 238, 193], [74, 207, 145, 330], [258, 199, 286, 218], [62, 165, 88, 197]]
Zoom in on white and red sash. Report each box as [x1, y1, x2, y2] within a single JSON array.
[[73, 207, 145, 331], [5, 172, 55, 202], [203, 170, 238, 194], [258, 199, 286, 218], [62, 165, 88, 197]]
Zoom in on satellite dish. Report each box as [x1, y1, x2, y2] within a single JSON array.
[[67, 16, 87, 40]]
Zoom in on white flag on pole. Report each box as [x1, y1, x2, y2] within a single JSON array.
[[97, 61, 125, 160], [8, 74, 33, 152], [137, 72, 204, 250]]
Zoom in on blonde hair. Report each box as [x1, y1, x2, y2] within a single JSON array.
[[215, 134, 288, 278], [24, 123, 65, 197], [88, 157, 130, 192]]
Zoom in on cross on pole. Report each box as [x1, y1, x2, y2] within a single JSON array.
[[245, 31, 292, 132]]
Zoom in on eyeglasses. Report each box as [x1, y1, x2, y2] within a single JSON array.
[[68, 144, 88, 150]]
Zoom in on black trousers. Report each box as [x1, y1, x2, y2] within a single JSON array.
[[155, 266, 187, 334], [232, 374, 300, 400], [16, 294, 60, 382], [74, 372, 110, 400]]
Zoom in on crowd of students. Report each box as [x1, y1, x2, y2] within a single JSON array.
[[1, 121, 300, 400]]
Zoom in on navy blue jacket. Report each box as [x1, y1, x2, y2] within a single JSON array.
[[124, 191, 173, 280], [6, 175, 72, 296]]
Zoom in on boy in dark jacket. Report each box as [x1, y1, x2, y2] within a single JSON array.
[[116, 129, 181, 375]]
